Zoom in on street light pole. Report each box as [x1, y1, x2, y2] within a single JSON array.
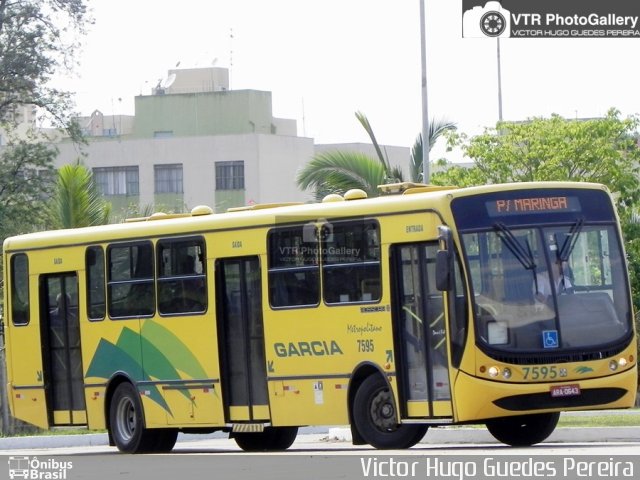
[[420, 0, 430, 183], [497, 38, 503, 122]]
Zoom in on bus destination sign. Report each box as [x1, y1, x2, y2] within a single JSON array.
[[486, 196, 581, 217]]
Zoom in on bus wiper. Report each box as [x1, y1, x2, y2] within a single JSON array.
[[557, 218, 584, 262], [494, 223, 537, 271]]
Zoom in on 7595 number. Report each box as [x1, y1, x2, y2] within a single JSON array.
[[522, 366, 558, 380], [357, 339, 375, 352]]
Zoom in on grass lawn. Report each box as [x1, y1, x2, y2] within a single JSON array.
[[557, 410, 640, 427]]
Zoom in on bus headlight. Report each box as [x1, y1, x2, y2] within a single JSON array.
[[488, 366, 500, 378], [502, 367, 512, 379], [618, 357, 628, 368], [609, 360, 618, 371]]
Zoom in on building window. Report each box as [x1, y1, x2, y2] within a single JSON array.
[[93, 166, 139, 195], [154, 131, 174, 138], [215, 161, 245, 190], [154, 164, 183, 194]]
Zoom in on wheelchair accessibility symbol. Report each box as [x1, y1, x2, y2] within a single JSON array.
[[542, 330, 559, 349]]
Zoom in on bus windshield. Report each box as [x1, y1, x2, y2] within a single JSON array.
[[452, 188, 633, 355]]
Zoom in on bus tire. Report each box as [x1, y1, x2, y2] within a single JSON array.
[[352, 375, 428, 449], [486, 412, 560, 446], [109, 382, 155, 453], [150, 429, 178, 453], [233, 426, 298, 451]]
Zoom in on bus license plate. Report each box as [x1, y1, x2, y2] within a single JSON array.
[[550, 384, 581, 398]]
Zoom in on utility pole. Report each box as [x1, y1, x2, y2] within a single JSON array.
[[497, 38, 503, 122], [420, 0, 430, 183]]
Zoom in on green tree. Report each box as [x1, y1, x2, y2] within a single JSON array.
[[409, 119, 457, 182], [0, 133, 57, 235], [0, 0, 90, 129], [53, 163, 111, 228], [432, 110, 640, 206], [297, 112, 455, 199], [296, 150, 389, 200]]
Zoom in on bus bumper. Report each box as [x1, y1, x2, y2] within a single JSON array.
[[454, 364, 637, 423]]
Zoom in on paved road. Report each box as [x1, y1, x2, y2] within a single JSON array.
[[1, 428, 638, 480], [0, 425, 638, 455]]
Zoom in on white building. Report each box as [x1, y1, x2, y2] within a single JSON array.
[[52, 67, 411, 217]]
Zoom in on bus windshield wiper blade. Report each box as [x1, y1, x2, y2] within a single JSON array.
[[558, 218, 584, 262], [494, 223, 537, 270]]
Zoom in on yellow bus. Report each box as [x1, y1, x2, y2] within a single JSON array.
[[2, 181, 637, 453]]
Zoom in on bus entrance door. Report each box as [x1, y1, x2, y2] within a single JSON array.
[[39, 273, 87, 426], [392, 244, 453, 419], [216, 257, 270, 423]]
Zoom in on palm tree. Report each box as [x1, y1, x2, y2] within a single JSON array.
[[54, 162, 111, 228], [355, 111, 405, 184], [296, 150, 389, 201], [297, 112, 456, 199], [410, 119, 458, 182]]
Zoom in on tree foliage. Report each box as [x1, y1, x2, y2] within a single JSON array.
[[0, 131, 57, 237], [297, 112, 455, 199], [296, 150, 388, 200], [53, 163, 111, 228], [409, 118, 457, 182], [0, 0, 91, 131], [432, 110, 640, 205]]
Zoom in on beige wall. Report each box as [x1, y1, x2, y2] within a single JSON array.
[[54, 133, 314, 212]]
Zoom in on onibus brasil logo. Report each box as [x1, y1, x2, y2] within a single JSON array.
[[8, 456, 73, 480]]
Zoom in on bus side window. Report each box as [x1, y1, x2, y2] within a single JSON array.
[[267, 226, 320, 308], [107, 242, 155, 318], [10, 253, 30, 325], [86, 246, 106, 321], [322, 220, 381, 304], [157, 237, 207, 315]]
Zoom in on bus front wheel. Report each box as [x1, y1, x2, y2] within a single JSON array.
[[486, 412, 560, 446], [352, 375, 428, 449], [233, 426, 298, 451]]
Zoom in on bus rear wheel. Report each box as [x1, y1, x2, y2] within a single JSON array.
[[109, 382, 156, 453], [233, 426, 298, 451], [486, 412, 560, 446], [352, 375, 428, 449]]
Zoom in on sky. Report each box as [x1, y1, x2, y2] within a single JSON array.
[[58, 0, 640, 160]]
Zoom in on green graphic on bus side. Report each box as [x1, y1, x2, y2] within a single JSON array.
[[85, 319, 208, 415]]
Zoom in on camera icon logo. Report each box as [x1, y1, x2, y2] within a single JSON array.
[[463, 1, 511, 38], [302, 219, 334, 243]]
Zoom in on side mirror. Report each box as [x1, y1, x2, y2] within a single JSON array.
[[435, 225, 454, 291]]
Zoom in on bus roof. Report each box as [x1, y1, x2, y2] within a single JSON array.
[[3, 181, 608, 253]]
